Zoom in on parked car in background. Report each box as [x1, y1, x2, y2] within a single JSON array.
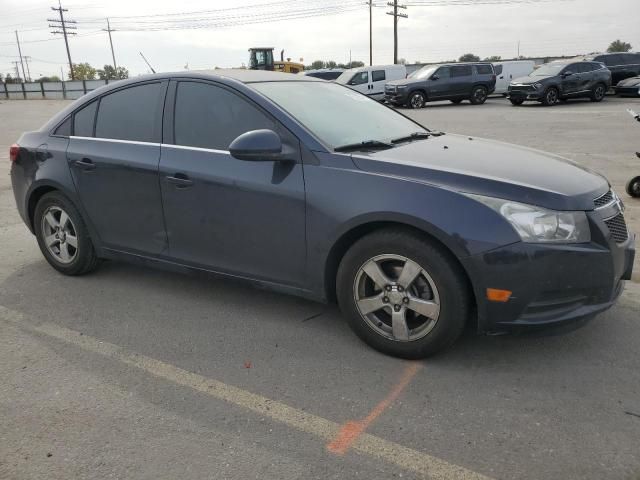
[[335, 64, 406, 101], [614, 75, 640, 97], [577, 52, 640, 85], [492, 60, 535, 95], [10, 70, 634, 358], [508, 60, 611, 106], [303, 68, 344, 80], [384, 63, 496, 108]]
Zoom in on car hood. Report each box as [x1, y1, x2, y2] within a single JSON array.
[[617, 76, 640, 86], [351, 134, 608, 211], [386, 78, 418, 87], [511, 75, 553, 84]]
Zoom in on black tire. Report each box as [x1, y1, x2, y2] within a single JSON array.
[[336, 229, 470, 359], [34, 191, 100, 276], [450, 99, 463, 104], [541, 87, 559, 106], [469, 85, 488, 105], [509, 98, 525, 106], [590, 83, 606, 102], [407, 91, 426, 109], [626, 176, 640, 198]]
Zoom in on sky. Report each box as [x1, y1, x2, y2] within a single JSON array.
[[1, 0, 639, 79]]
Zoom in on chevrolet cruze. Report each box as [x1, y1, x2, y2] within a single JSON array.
[[10, 70, 635, 358]]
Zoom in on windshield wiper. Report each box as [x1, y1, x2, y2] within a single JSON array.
[[334, 140, 394, 153], [390, 131, 442, 144]]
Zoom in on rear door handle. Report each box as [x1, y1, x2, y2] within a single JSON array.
[[166, 174, 193, 188], [74, 158, 96, 170]]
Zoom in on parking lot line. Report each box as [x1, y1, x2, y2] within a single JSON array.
[[327, 362, 421, 455], [0, 305, 492, 480]]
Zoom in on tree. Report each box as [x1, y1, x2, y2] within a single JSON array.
[[70, 62, 96, 80], [459, 53, 480, 62], [607, 39, 632, 53], [326, 60, 337, 69], [398, 58, 406, 65], [484, 55, 502, 62], [37, 75, 61, 83], [309, 60, 325, 70], [97, 65, 129, 80]]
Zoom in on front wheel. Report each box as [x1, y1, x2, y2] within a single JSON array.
[[626, 176, 640, 198], [541, 87, 559, 106], [469, 86, 488, 105], [407, 91, 426, 109], [34, 191, 100, 276], [336, 229, 469, 358], [590, 83, 606, 102]]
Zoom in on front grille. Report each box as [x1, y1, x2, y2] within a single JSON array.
[[509, 85, 533, 92], [604, 213, 628, 243], [594, 190, 614, 208]]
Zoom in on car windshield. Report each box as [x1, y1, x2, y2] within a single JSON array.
[[335, 70, 357, 84], [253, 81, 428, 149], [530, 64, 566, 76], [409, 66, 438, 79]]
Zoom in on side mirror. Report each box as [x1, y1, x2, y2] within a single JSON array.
[[229, 129, 283, 161], [562, 71, 573, 77], [430, 75, 439, 81]]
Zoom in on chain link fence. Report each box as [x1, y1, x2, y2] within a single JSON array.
[[0, 79, 121, 100]]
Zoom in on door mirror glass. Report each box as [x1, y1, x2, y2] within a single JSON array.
[[229, 129, 283, 161], [430, 75, 439, 81], [562, 70, 573, 77]]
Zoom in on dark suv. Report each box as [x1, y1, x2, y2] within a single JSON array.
[[384, 63, 496, 108], [579, 52, 640, 85], [508, 60, 611, 106]]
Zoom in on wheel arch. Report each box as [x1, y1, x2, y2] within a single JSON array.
[[323, 220, 478, 326]]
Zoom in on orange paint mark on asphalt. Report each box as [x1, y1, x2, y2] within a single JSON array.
[[327, 362, 422, 455]]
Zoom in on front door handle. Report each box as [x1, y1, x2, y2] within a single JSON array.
[[166, 173, 193, 188], [74, 158, 96, 170]]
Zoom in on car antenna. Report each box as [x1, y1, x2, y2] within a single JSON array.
[[139, 51, 156, 74]]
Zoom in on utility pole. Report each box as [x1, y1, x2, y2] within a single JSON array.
[[23, 56, 32, 82], [103, 18, 117, 71], [12, 61, 21, 80], [368, 0, 373, 66], [386, 1, 407, 64], [49, 1, 77, 80], [517, 40, 520, 58], [15, 31, 27, 82]]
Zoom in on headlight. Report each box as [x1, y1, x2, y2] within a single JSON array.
[[532, 82, 543, 89], [397, 85, 407, 90], [468, 194, 591, 243]]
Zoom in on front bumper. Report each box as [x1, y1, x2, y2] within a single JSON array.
[[461, 212, 635, 334], [615, 85, 640, 97], [384, 90, 409, 105], [508, 88, 543, 101]]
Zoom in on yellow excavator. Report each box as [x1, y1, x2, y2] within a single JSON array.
[[248, 48, 304, 74]]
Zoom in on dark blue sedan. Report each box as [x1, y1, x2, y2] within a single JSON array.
[[9, 70, 635, 358]]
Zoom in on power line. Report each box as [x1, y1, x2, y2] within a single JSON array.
[[49, 0, 77, 80]]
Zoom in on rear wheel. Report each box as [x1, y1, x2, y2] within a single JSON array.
[[541, 87, 559, 106], [509, 98, 525, 106], [626, 176, 640, 198], [336, 229, 469, 358], [590, 83, 606, 102], [469, 86, 488, 105], [407, 91, 426, 109], [34, 191, 100, 276]]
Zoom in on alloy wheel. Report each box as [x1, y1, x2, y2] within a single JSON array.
[[546, 89, 558, 105], [473, 87, 487, 103], [353, 254, 440, 342], [410, 93, 425, 109], [41, 206, 78, 264], [594, 85, 605, 100]]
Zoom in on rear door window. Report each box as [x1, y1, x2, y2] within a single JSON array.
[[451, 65, 473, 77], [173, 81, 275, 151], [372, 70, 386, 82], [621, 53, 640, 65], [95, 83, 163, 143], [603, 55, 623, 67], [475, 64, 493, 75], [73, 100, 97, 137]]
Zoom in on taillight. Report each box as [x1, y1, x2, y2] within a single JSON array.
[[9, 144, 19, 162]]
